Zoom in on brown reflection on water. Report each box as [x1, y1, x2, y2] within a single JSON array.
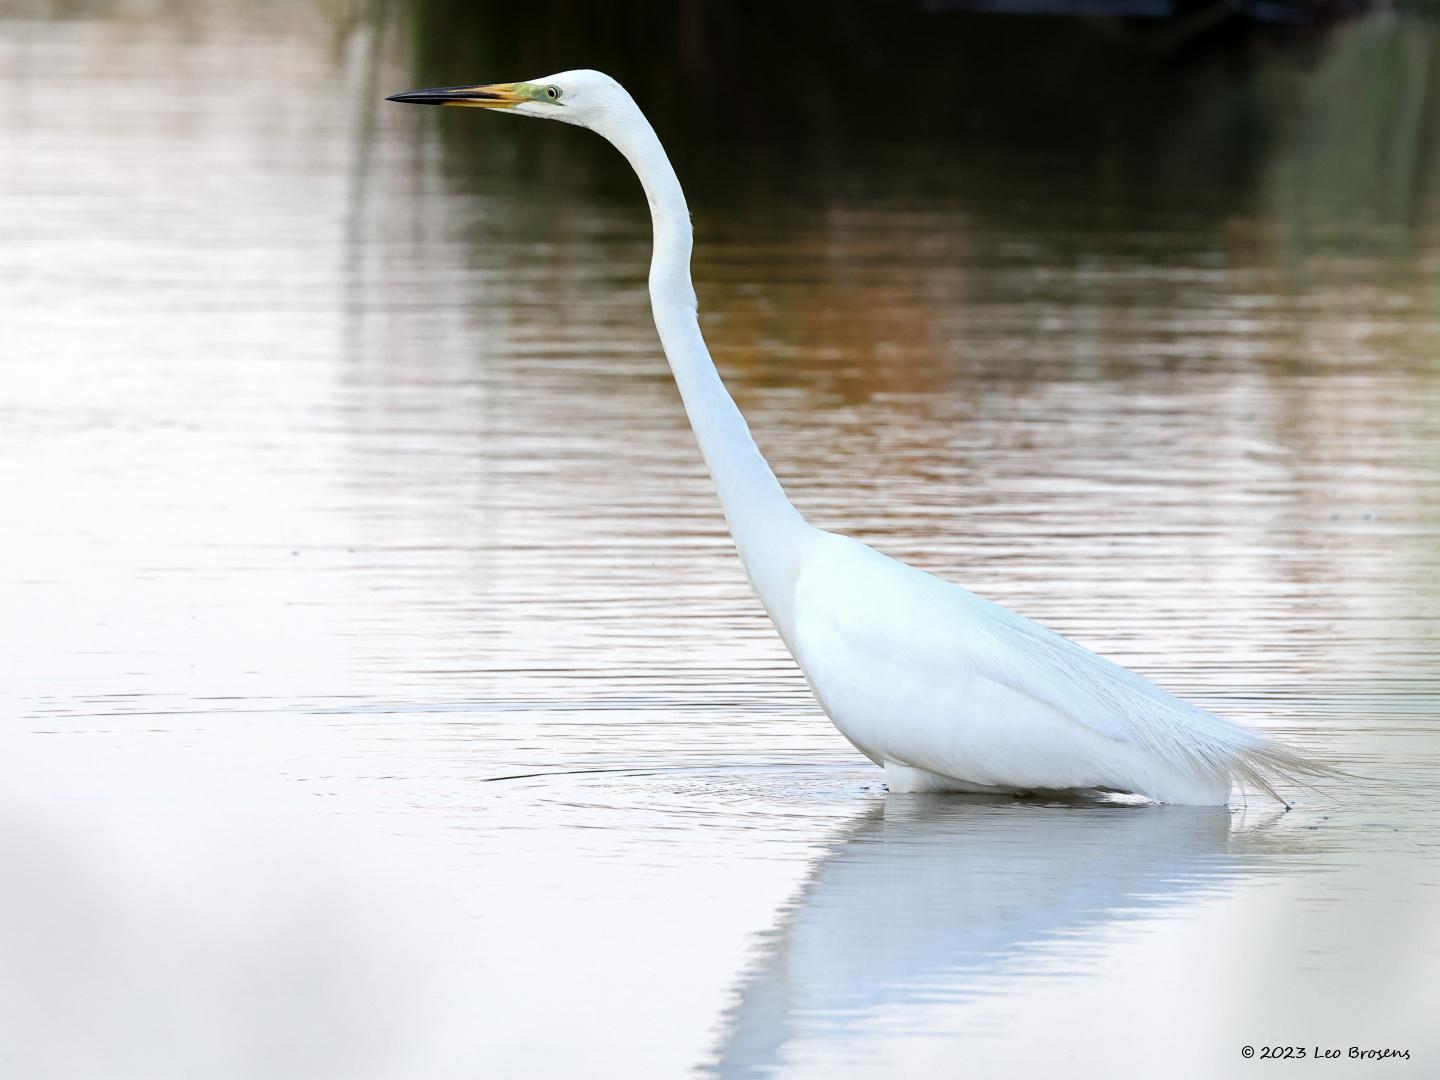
[[2, 4, 1439, 1077]]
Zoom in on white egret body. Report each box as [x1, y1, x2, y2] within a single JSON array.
[[388, 70, 1322, 805]]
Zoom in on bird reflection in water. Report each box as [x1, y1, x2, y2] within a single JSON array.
[[706, 796, 1297, 1077]]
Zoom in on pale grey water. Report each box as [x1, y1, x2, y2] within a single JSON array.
[[2, 5, 1439, 1078]]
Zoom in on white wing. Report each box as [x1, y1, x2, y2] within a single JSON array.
[[790, 531, 1320, 803]]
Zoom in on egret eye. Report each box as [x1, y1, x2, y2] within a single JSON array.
[[545, 85, 561, 100]]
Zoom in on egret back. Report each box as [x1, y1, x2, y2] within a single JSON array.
[[787, 531, 1309, 804]]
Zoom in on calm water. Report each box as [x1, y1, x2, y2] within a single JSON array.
[[2, 4, 1439, 1077]]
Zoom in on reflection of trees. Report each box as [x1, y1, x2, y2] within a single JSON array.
[[381, 6, 1440, 397], [395, 3, 1370, 163]]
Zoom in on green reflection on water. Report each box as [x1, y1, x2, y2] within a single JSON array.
[[391, 4, 1438, 234]]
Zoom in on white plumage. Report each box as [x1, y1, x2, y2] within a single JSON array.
[[788, 530, 1312, 803], [388, 69, 1324, 805]]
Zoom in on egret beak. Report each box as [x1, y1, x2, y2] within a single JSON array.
[[386, 83, 528, 109]]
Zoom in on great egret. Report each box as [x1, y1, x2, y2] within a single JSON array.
[[388, 70, 1325, 805]]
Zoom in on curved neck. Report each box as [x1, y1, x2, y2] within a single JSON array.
[[604, 114, 813, 612]]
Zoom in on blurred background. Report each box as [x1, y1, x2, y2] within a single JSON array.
[[2, 2, 1438, 1078]]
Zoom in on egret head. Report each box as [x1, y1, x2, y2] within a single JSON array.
[[386, 69, 634, 133]]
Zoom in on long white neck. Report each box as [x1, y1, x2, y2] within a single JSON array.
[[602, 112, 814, 620]]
